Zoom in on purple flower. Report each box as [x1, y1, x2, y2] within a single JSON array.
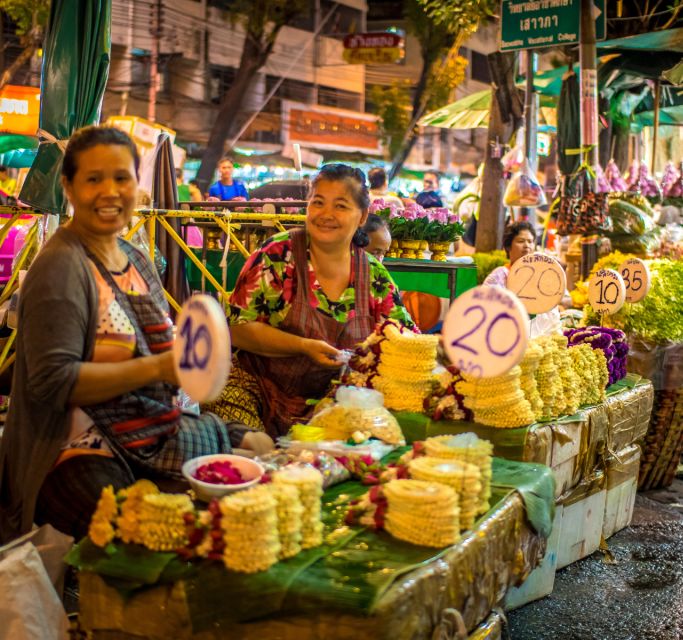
[[404, 202, 427, 219], [428, 208, 449, 224]]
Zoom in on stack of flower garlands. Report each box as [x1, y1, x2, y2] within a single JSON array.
[[88, 470, 324, 574], [344, 434, 493, 546], [340, 319, 440, 413], [425, 334, 612, 430]]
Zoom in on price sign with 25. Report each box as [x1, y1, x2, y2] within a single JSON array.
[[507, 252, 567, 314], [173, 295, 231, 403], [618, 258, 650, 303], [443, 286, 529, 379], [588, 269, 626, 315]]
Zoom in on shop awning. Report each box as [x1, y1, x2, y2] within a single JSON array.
[[598, 27, 683, 54]]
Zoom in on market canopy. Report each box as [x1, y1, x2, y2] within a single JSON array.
[[597, 27, 683, 54], [420, 89, 556, 131]]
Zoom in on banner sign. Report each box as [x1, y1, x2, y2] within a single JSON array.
[[0, 85, 40, 136], [343, 32, 404, 65]]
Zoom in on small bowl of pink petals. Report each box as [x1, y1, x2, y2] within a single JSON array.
[[182, 453, 265, 501]]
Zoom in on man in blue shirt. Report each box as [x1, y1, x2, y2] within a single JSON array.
[[207, 157, 249, 201]]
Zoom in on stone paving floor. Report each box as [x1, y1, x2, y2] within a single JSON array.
[[507, 478, 683, 640]]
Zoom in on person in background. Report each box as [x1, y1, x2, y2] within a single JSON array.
[[203, 164, 414, 439], [416, 170, 443, 208], [207, 157, 249, 201], [176, 167, 192, 201], [361, 214, 391, 262], [367, 167, 403, 209], [0, 166, 17, 197], [484, 221, 569, 337], [188, 180, 203, 202], [0, 126, 272, 543]]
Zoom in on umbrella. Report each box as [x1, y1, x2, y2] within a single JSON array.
[[420, 90, 557, 130], [18, 0, 111, 213], [152, 132, 189, 312], [0, 135, 38, 155], [556, 68, 581, 177]]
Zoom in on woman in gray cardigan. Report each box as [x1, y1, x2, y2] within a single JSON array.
[[0, 126, 272, 542]]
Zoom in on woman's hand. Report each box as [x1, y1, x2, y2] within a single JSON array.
[[301, 338, 343, 369], [156, 350, 179, 386]]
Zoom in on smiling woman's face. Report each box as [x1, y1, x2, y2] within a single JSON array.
[[307, 178, 368, 249]]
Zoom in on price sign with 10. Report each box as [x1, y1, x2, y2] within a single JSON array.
[[618, 258, 650, 303], [173, 294, 231, 403], [588, 269, 626, 316], [507, 252, 566, 315], [443, 285, 529, 379]]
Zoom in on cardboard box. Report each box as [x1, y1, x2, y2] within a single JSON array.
[[504, 504, 563, 610], [603, 444, 641, 539], [556, 470, 606, 569]]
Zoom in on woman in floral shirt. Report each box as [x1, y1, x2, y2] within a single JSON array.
[[205, 164, 414, 437]]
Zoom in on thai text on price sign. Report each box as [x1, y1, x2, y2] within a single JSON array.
[[507, 252, 566, 314], [443, 285, 529, 379], [173, 295, 231, 403], [618, 258, 651, 303], [588, 269, 626, 315]]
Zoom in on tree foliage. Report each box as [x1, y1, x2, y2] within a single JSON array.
[[606, 0, 683, 37], [0, 0, 49, 90], [385, 0, 495, 179], [196, 0, 307, 190]]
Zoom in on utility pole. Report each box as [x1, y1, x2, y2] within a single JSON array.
[[148, 0, 163, 122], [579, 0, 598, 186], [522, 50, 538, 225]]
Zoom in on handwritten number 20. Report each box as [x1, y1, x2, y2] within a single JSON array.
[[179, 316, 212, 370], [451, 305, 520, 358]]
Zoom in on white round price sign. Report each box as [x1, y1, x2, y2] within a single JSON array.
[[507, 252, 567, 314], [618, 258, 651, 303], [588, 269, 626, 315], [443, 285, 529, 379], [173, 295, 231, 403]]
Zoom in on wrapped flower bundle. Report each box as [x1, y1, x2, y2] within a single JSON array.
[[627, 161, 662, 200], [565, 326, 628, 386], [660, 161, 679, 196], [423, 366, 471, 422], [665, 161, 683, 198], [533, 336, 566, 420], [456, 366, 536, 428], [519, 341, 544, 421], [605, 159, 628, 192], [594, 164, 611, 194], [424, 433, 493, 514], [383, 479, 461, 547]]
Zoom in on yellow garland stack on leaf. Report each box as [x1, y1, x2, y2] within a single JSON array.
[[534, 336, 565, 420], [138, 493, 193, 551], [88, 486, 118, 548], [273, 467, 324, 549], [268, 483, 304, 559], [567, 343, 608, 406], [383, 479, 460, 547], [424, 434, 494, 514], [373, 323, 440, 412], [551, 335, 581, 416], [408, 456, 482, 530], [519, 341, 544, 421], [116, 479, 159, 544], [455, 367, 536, 428], [219, 485, 280, 573]]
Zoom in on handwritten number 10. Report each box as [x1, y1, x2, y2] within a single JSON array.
[[597, 279, 619, 305], [179, 316, 212, 370]]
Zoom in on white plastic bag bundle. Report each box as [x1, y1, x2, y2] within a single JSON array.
[[0, 542, 69, 640]]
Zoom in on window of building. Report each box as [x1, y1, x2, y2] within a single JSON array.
[[318, 86, 361, 111], [470, 51, 491, 84], [264, 76, 315, 112], [209, 65, 236, 104]]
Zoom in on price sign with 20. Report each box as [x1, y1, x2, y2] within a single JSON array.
[[588, 269, 626, 315], [507, 252, 566, 314], [173, 295, 231, 403], [618, 258, 650, 303], [443, 286, 529, 379]]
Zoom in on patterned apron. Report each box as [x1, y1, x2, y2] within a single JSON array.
[[239, 228, 376, 436], [82, 241, 231, 476]]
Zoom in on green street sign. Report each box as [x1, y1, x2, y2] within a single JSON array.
[[501, 0, 605, 52]]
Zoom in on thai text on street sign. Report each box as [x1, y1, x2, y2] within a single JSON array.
[[500, 0, 605, 52], [444, 286, 529, 379], [342, 31, 405, 65]]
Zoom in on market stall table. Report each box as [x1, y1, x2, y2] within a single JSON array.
[[74, 458, 553, 640], [383, 257, 478, 302]]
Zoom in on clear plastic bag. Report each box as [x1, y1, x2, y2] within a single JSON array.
[[504, 159, 547, 207], [308, 386, 405, 445]]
